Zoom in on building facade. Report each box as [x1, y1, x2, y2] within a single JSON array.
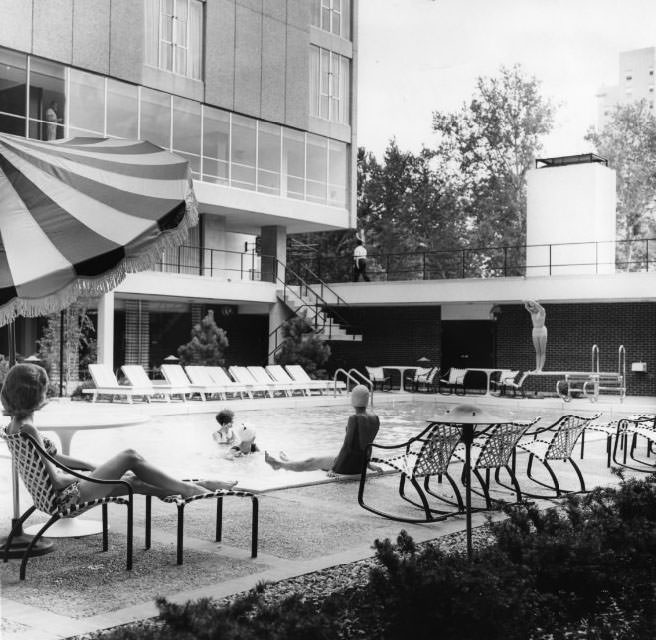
[[597, 46, 655, 128], [0, 0, 359, 371]]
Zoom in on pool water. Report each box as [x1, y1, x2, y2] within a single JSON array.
[[44, 400, 599, 492]]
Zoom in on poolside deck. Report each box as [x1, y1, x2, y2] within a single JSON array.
[[1, 391, 654, 640]]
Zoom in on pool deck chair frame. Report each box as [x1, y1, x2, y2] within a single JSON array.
[[265, 365, 310, 396], [121, 365, 189, 402], [1, 429, 133, 580], [229, 366, 274, 398], [184, 366, 230, 400], [160, 364, 216, 401], [84, 364, 154, 403], [285, 364, 344, 394], [247, 366, 298, 397], [206, 367, 252, 399]]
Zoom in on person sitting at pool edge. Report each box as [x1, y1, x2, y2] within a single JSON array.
[[2, 363, 238, 506], [265, 384, 382, 477]]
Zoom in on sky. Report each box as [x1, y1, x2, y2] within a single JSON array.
[[357, 0, 656, 159]]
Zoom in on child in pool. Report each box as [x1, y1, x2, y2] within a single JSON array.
[[212, 409, 237, 445], [2, 363, 238, 505], [224, 424, 260, 460]]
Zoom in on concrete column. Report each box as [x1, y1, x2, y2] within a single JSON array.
[[97, 291, 115, 369], [268, 300, 290, 364], [202, 214, 226, 277], [261, 225, 286, 284]]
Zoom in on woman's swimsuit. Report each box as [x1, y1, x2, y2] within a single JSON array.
[[34, 433, 81, 508], [532, 327, 548, 338], [332, 413, 380, 475]]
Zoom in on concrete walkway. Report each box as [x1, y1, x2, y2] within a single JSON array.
[[1, 391, 653, 640]]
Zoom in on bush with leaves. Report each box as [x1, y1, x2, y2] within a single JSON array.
[[273, 315, 331, 378], [97, 476, 656, 640], [177, 310, 229, 366]]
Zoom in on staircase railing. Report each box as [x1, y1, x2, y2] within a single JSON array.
[[268, 260, 358, 358]]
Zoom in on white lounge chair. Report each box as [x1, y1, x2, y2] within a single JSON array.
[[228, 366, 274, 398], [265, 365, 310, 396], [285, 364, 343, 394], [247, 366, 298, 397], [161, 364, 216, 401], [120, 365, 188, 402], [184, 366, 230, 400], [205, 366, 252, 399], [84, 363, 156, 403]]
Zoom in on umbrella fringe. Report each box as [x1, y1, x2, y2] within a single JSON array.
[[0, 187, 200, 328]]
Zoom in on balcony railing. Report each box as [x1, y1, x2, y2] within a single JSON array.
[[153, 238, 655, 285]]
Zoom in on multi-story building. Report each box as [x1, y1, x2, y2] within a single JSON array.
[[0, 0, 359, 370], [596, 47, 655, 127]]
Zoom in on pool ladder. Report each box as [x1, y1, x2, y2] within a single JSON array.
[[333, 368, 374, 406], [590, 344, 626, 402]]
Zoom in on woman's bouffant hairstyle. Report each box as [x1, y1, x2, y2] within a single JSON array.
[[216, 409, 235, 425], [1, 363, 49, 418]]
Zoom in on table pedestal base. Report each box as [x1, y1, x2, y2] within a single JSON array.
[[24, 518, 104, 538], [0, 519, 54, 558]]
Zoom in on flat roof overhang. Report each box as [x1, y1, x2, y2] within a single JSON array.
[[194, 180, 352, 235]]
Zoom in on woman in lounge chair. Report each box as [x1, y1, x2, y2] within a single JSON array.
[[2, 363, 238, 507], [265, 384, 382, 477]]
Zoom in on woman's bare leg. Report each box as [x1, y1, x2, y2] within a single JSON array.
[[535, 335, 547, 371], [265, 450, 335, 472], [77, 449, 236, 501]]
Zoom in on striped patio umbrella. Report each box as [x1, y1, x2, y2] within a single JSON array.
[[0, 132, 198, 326]]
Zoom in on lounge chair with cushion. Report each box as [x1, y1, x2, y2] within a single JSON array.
[[365, 366, 392, 391], [411, 367, 441, 393], [265, 365, 311, 396], [285, 364, 346, 394], [358, 421, 465, 523], [489, 370, 520, 396], [121, 365, 189, 402], [229, 366, 274, 398], [247, 366, 295, 397], [161, 364, 217, 401], [438, 367, 468, 395], [498, 371, 529, 397], [184, 366, 229, 400], [1, 429, 133, 580], [206, 366, 252, 399], [84, 363, 154, 403]]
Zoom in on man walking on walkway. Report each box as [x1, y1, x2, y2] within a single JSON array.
[[352, 235, 370, 282]]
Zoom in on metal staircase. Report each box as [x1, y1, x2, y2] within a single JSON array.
[[270, 263, 362, 357]]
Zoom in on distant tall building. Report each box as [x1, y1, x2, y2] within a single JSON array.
[[596, 47, 656, 128]]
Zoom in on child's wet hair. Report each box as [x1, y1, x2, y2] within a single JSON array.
[[1, 363, 49, 418], [216, 409, 235, 425]]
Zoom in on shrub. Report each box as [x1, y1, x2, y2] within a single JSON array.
[[274, 315, 331, 378], [177, 310, 229, 366]]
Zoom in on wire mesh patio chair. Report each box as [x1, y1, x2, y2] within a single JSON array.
[[358, 421, 464, 523]]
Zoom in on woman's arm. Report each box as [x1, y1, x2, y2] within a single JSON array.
[[19, 423, 78, 490], [55, 452, 95, 471]]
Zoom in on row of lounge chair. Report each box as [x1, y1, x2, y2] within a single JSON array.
[[84, 363, 344, 403]]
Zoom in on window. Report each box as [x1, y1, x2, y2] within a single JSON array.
[[69, 69, 105, 137], [257, 122, 281, 195], [310, 45, 350, 124], [140, 86, 171, 148], [172, 96, 201, 176], [28, 57, 65, 141], [145, 0, 203, 80], [311, 0, 351, 39], [202, 105, 229, 184], [0, 49, 27, 136], [107, 79, 138, 138]]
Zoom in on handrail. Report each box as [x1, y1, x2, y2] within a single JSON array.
[[334, 368, 374, 406], [618, 344, 626, 380], [591, 344, 599, 373]]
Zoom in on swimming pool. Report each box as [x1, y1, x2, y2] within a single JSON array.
[[40, 399, 606, 492]]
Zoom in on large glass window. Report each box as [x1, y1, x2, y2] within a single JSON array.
[[257, 122, 281, 196], [328, 140, 347, 206], [69, 69, 105, 137], [309, 45, 350, 124], [140, 86, 171, 148], [28, 57, 65, 141], [231, 114, 256, 190], [202, 105, 229, 185], [107, 79, 138, 139], [282, 129, 305, 200], [0, 49, 27, 135], [172, 95, 201, 176], [145, 0, 203, 80], [311, 0, 351, 39], [306, 133, 327, 203]]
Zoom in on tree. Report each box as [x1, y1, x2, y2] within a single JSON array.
[[177, 310, 229, 366], [584, 100, 656, 268], [431, 64, 555, 250], [273, 315, 331, 378]]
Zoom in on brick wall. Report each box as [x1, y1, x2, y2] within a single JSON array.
[[327, 306, 442, 384], [495, 302, 656, 396]]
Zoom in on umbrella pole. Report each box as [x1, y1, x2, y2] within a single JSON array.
[[0, 321, 53, 558]]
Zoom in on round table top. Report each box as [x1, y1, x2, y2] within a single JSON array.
[[34, 412, 151, 430]]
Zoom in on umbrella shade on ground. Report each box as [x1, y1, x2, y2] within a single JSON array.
[[0, 132, 198, 326]]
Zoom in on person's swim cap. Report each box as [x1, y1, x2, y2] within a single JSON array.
[[238, 424, 256, 442], [1, 363, 49, 418], [351, 384, 370, 408]]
